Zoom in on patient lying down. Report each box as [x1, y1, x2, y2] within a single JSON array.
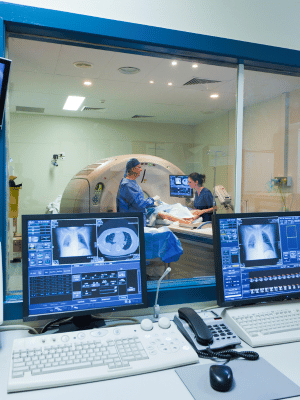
[[147, 201, 202, 226]]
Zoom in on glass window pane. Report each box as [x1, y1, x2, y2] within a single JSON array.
[[6, 37, 237, 303], [242, 70, 300, 213]]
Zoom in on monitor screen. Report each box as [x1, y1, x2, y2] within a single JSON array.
[[0, 57, 11, 129], [213, 212, 300, 307], [22, 212, 148, 325], [169, 175, 193, 198]]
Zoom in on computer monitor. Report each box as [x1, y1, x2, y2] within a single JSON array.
[[0, 57, 11, 129], [213, 212, 300, 308], [0, 241, 3, 326], [169, 175, 193, 198], [22, 212, 148, 329]]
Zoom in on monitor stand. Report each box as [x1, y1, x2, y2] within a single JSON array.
[[56, 315, 106, 333]]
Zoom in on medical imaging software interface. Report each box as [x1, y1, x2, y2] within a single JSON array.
[[26, 216, 143, 317], [169, 175, 192, 197], [219, 215, 300, 303]]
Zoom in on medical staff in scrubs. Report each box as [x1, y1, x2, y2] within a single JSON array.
[[188, 172, 215, 222], [116, 158, 159, 225]]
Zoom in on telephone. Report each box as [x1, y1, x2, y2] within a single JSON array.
[[174, 307, 241, 352]]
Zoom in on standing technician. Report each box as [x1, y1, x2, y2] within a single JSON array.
[[188, 172, 215, 222], [116, 158, 159, 225]]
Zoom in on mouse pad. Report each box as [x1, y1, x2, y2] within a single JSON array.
[[175, 357, 300, 400]]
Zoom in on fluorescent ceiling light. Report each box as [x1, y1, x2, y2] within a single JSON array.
[[83, 81, 92, 86], [63, 96, 85, 111], [210, 94, 219, 99], [192, 64, 198, 68], [171, 60, 177, 66]]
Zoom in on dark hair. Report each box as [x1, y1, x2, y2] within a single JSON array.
[[188, 172, 206, 186], [124, 158, 140, 177]]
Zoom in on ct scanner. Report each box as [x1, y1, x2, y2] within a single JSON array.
[[59, 154, 213, 276], [60, 154, 188, 214]]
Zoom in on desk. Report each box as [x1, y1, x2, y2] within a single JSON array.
[[1, 311, 300, 400]]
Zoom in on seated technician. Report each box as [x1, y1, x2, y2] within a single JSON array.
[[116, 158, 159, 225]]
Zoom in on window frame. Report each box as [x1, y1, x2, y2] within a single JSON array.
[[2, 2, 300, 320]]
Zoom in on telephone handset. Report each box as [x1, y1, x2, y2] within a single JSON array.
[[174, 307, 241, 352], [178, 307, 213, 346]]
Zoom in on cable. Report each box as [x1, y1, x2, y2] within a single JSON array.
[[0, 325, 39, 335], [40, 317, 73, 334], [196, 347, 259, 361]]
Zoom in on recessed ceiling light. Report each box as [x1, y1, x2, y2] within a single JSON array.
[[210, 94, 219, 99], [192, 64, 198, 68], [118, 67, 141, 74], [168, 82, 173, 86], [84, 81, 92, 86], [63, 96, 85, 111], [73, 61, 93, 69], [149, 80, 154, 84], [171, 61, 177, 66]]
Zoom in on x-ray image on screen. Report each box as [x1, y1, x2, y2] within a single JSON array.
[[52, 222, 97, 265], [238, 223, 281, 267], [97, 219, 139, 261], [56, 227, 92, 257]]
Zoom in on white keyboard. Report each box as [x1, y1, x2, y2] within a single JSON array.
[[7, 320, 198, 393], [221, 301, 300, 347]]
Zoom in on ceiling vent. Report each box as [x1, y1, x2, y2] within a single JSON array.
[[16, 106, 45, 113], [118, 67, 140, 74], [132, 115, 154, 119], [81, 107, 106, 112], [183, 78, 221, 86], [73, 61, 93, 69]]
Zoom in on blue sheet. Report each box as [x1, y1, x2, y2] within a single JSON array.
[[144, 226, 183, 263]]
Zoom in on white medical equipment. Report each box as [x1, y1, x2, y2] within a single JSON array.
[[60, 154, 187, 214], [214, 185, 234, 210]]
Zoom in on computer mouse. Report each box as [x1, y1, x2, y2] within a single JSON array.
[[209, 364, 233, 392]]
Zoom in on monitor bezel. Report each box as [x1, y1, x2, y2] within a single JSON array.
[[22, 212, 148, 322], [0, 57, 11, 129], [169, 174, 193, 198], [213, 211, 300, 308]]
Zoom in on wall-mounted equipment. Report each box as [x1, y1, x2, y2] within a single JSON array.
[[51, 153, 65, 167], [272, 176, 292, 187]]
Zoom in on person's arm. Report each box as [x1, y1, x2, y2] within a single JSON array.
[[157, 212, 193, 224]]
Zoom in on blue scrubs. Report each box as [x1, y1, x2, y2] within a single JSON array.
[[194, 187, 213, 222], [116, 178, 154, 225]]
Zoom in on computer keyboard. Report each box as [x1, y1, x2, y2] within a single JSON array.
[[221, 301, 300, 347], [7, 320, 198, 393]]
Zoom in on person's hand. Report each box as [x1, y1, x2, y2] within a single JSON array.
[[153, 195, 160, 201]]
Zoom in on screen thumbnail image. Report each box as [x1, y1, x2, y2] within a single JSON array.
[[55, 226, 93, 257], [97, 218, 139, 260], [238, 223, 281, 264]]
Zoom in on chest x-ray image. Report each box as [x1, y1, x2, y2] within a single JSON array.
[[239, 223, 281, 267], [56, 226, 93, 258], [97, 219, 139, 260]]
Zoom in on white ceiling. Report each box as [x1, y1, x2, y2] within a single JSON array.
[[7, 37, 300, 125]]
